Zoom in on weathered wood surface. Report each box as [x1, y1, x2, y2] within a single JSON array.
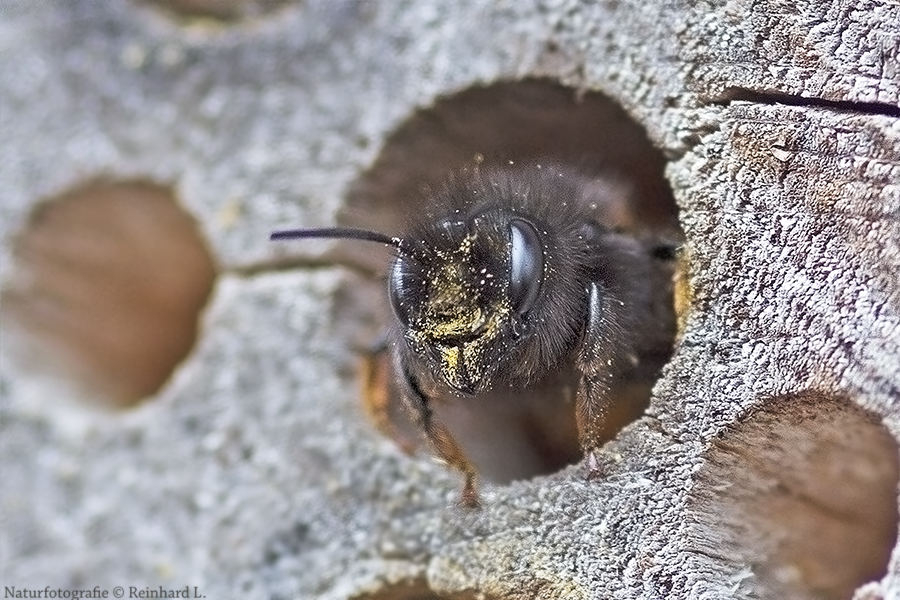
[[1, 1, 898, 599]]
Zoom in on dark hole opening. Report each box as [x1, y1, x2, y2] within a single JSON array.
[[336, 79, 680, 485], [2, 180, 217, 408], [687, 392, 899, 599], [351, 578, 500, 600], [137, 0, 293, 21]]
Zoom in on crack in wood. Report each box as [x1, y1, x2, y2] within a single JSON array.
[[713, 87, 900, 118], [227, 256, 382, 279]]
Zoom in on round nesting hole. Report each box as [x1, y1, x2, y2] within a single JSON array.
[[351, 579, 499, 600], [686, 392, 899, 599], [138, 0, 293, 21], [331, 79, 680, 486], [2, 180, 216, 407]]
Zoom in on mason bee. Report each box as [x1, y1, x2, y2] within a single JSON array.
[[272, 162, 676, 507]]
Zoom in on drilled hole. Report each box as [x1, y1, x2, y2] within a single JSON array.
[[2, 180, 216, 407], [351, 579, 499, 600], [343, 80, 677, 252], [687, 392, 899, 599], [334, 80, 679, 484], [138, 0, 293, 21]]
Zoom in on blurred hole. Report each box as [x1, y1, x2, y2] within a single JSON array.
[[138, 0, 293, 21], [2, 180, 216, 407], [336, 79, 680, 483], [351, 579, 499, 600], [687, 392, 899, 599]]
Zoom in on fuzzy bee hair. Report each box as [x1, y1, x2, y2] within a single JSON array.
[[272, 161, 676, 507]]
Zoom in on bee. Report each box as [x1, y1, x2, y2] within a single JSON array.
[[272, 162, 677, 507]]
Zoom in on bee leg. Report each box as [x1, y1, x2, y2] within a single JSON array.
[[398, 359, 480, 508], [575, 282, 625, 480], [360, 345, 417, 455], [420, 415, 480, 509]]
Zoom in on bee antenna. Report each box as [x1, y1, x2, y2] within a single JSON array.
[[270, 227, 416, 258]]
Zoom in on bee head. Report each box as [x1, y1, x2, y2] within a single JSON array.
[[388, 214, 544, 394], [270, 214, 546, 395]]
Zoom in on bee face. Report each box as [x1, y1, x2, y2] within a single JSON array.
[[388, 213, 546, 394]]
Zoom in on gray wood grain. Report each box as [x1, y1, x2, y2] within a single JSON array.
[[1, 1, 897, 598]]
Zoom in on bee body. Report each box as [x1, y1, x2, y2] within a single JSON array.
[[273, 162, 677, 507]]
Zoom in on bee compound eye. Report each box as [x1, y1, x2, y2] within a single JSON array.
[[388, 257, 414, 327], [508, 218, 544, 316]]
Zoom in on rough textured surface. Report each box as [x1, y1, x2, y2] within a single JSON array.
[[1, 1, 898, 599]]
